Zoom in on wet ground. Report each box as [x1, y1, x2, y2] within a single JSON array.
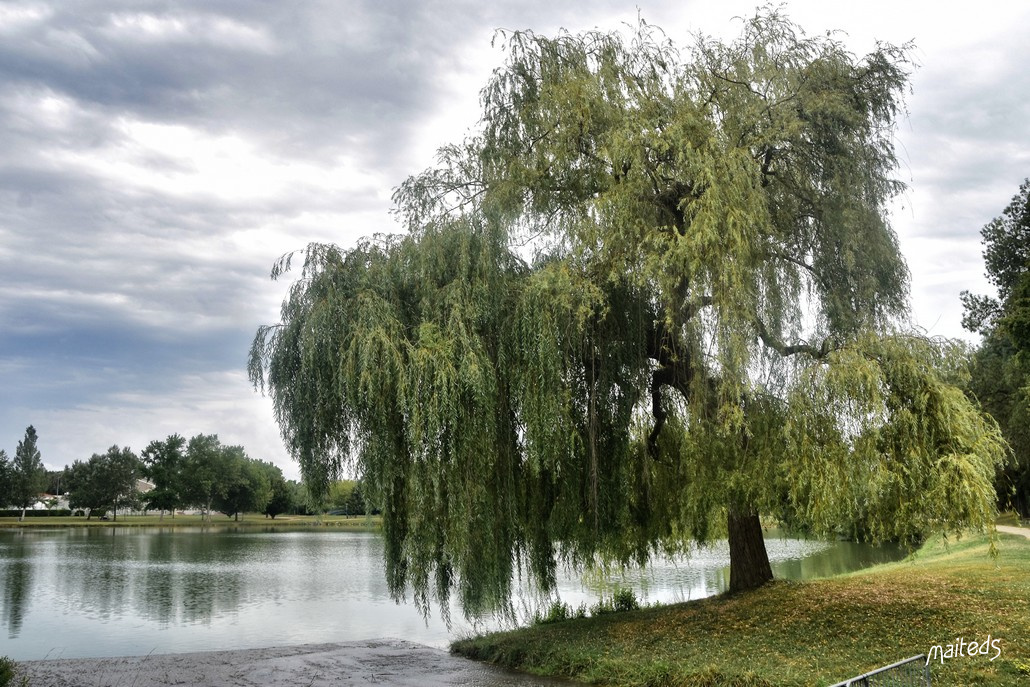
[[16, 640, 577, 686]]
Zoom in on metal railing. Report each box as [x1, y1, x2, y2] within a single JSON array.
[[829, 655, 931, 686]]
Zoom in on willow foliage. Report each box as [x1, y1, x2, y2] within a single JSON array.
[[250, 11, 1005, 617]]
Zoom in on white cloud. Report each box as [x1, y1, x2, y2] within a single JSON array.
[[42, 117, 383, 207], [0, 2, 52, 32], [104, 12, 278, 53]]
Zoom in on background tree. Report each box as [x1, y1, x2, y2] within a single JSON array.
[[141, 434, 187, 519], [326, 480, 370, 515], [962, 178, 1030, 516], [66, 458, 101, 518], [251, 12, 1005, 616], [181, 434, 225, 521], [66, 446, 141, 520], [11, 426, 46, 521], [0, 450, 11, 507], [285, 480, 316, 516], [211, 447, 272, 521], [43, 469, 65, 497], [326, 480, 355, 512], [344, 480, 368, 516], [262, 463, 294, 519], [102, 445, 142, 521]]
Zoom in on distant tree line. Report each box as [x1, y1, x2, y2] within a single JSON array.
[[63, 433, 300, 521], [1, 426, 373, 521]]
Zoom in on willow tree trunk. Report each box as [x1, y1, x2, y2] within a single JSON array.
[[727, 507, 773, 593]]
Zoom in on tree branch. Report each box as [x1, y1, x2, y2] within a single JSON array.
[[754, 317, 833, 358], [645, 321, 699, 461], [683, 295, 715, 322]]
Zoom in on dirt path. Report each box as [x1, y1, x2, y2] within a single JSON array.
[[997, 524, 1030, 540], [16, 640, 577, 687]]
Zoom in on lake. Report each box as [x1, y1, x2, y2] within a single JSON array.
[[0, 526, 905, 661]]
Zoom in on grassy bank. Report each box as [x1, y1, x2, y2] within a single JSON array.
[[0, 513, 381, 531], [453, 532, 1030, 686]]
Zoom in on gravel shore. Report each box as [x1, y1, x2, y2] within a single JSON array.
[[15, 640, 575, 686]]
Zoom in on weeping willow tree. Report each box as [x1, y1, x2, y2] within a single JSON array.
[[249, 11, 1005, 614]]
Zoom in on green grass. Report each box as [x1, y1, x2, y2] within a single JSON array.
[[0, 513, 382, 530], [453, 532, 1030, 686]]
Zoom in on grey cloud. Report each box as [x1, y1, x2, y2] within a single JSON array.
[[0, 0, 473, 176], [901, 31, 1030, 239], [2, 0, 632, 172]]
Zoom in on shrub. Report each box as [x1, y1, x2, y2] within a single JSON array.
[[535, 600, 573, 625], [592, 588, 640, 616], [0, 509, 72, 518], [613, 587, 640, 612], [0, 656, 20, 687], [590, 596, 614, 616]]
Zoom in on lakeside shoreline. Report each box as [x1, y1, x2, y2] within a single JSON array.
[[452, 531, 1030, 686], [0, 514, 382, 530], [14, 640, 576, 687]]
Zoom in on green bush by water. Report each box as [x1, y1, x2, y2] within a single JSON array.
[[534, 588, 642, 625], [0, 657, 24, 687]]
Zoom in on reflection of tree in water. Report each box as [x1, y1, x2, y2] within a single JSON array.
[[1, 535, 33, 637], [547, 535, 906, 612], [140, 556, 176, 625], [178, 570, 242, 623], [54, 528, 245, 626], [771, 539, 906, 581], [144, 530, 249, 624], [55, 528, 131, 622]]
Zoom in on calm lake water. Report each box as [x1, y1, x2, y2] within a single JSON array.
[[0, 527, 905, 661]]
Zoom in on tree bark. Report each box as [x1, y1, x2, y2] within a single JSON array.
[[727, 507, 773, 593]]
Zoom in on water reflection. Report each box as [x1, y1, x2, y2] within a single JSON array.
[[0, 527, 905, 661], [547, 533, 903, 610], [1, 533, 33, 637], [53, 529, 253, 626], [771, 536, 907, 581]]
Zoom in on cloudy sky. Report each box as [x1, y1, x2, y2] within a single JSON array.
[[2, 1, 1028, 479]]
